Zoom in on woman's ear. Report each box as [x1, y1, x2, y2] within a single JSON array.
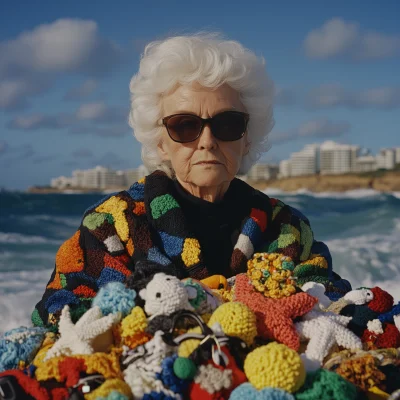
[[244, 137, 251, 156], [157, 139, 171, 161]]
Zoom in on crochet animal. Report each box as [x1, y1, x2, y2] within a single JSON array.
[[44, 305, 119, 360], [183, 278, 224, 314], [139, 273, 194, 317], [295, 310, 362, 371], [340, 286, 394, 336]]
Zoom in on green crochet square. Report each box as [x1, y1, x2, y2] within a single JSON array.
[[150, 194, 180, 219]]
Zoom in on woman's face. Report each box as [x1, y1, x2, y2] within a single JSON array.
[[158, 83, 249, 190]]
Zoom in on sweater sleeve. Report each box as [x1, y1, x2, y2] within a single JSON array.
[[264, 198, 351, 300], [31, 194, 135, 329]]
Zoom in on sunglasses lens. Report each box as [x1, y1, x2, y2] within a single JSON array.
[[211, 112, 247, 141], [166, 115, 202, 142]]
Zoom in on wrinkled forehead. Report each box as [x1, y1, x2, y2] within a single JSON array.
[[161, 82, 245, 116]]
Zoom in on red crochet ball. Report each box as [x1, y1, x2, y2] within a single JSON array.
[[361, 323, 400, 349], [368, 287, 394, 313]]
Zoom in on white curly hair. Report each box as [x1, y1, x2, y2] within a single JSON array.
[[128, 33, 275, 177]]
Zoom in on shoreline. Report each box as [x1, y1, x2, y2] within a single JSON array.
[[25, 170, 400, 194], [249, 170, 400, 193]]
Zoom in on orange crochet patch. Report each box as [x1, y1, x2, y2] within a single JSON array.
[[47, 272, 62, 290], [124, 332, 151, 349], [250, 208, 267, 232], [133, 201, 145, 215], [126, 238, 134, 257], [55, 231, 84, 273], [73, 285, 97, 298], [104, 253, 131, 276]]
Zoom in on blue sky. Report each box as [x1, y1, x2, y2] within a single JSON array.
[[0, 0, 399, 190]]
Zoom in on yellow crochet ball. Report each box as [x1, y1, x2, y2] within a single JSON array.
[[244, 342, 306, 393], [178, 326, 202, 358], [208, 302, 257, 346]]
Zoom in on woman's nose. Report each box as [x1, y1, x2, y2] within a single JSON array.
[[198, 124, 217, 149]]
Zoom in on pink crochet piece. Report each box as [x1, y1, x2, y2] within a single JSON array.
[[234, 274, 317, 350]]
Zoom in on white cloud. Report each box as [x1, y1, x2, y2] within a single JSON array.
[[7, 102, 129, 136], [270, 118, 350, 144], [298, 119, 350, 137], [7, 114, 71, 130], [0, 19, 121, 77], [306, 84, 400, 109], [76, 102, 128, 124], [76, 102, 108, 120], [0, 19, 122, 110], [0, 78, 49, 110], [304, 18, 400, 60], [64, 79, 98, 101]]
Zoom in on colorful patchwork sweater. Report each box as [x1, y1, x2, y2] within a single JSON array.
[[32, 170, 351, 328]]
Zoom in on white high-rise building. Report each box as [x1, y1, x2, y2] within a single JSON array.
[[354, 155, 377, 172], [376, 149, 396, 170], [290, 144, 319, 176], [72, 170, 85, 187], [279, 160, 292, 178], [247, 163, 279, 181], [320, 141, 359, 175], [394, 147, 400, 165]]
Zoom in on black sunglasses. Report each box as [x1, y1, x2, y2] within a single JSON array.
[[162, 111, 249, 143]]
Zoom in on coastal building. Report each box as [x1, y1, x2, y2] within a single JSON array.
[[320, 141, 359, 175], [290, 144, 319, 176], [354, 155, 377, 172], [247, 163, 279, 181], [125, 165, 149, 185], [50, 176, 75, 189], [50, 165, 150, 190], [279, 160, 292, 178], [395, 147, 400, 165], [376, 148, 396, 170]]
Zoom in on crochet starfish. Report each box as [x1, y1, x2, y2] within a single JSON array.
[[295, 310, 362, 371], [234, 274, 317, 350], [44, 305, 119, 360]]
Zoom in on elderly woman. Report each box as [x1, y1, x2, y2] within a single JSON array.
[[32, 34, 350, 327]]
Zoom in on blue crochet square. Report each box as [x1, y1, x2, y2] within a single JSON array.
[[148, 247, 171, 266], [45, 290, 79, 314], [242, 217, 262, 244], [159, 231, 184, 257], [127, 182, 145, 201], [97, 267, 125, 287]]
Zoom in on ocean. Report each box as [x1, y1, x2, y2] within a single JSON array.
[[1, 189, 399, 334]]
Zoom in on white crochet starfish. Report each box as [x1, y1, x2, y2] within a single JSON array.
[[44, 305, 119, 360], [295, 310, 362, 371]]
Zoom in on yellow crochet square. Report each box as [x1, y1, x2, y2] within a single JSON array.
[[182, 238, 201, 267]]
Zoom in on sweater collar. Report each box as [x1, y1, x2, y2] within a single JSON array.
[[143, 170, 272, 279]]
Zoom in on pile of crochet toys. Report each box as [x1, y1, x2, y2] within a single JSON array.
[[1, 252, 400, 400]]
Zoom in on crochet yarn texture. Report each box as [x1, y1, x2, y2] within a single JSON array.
[[234, 273, 317, 350], [244, 342, 306, 392], [32, 171, 344, 328]]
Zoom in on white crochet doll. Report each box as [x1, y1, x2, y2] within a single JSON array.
[[139, 273, 194, 318]]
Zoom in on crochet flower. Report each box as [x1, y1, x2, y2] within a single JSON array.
[[44, 305, 119, 360], [0, 326, 47, 372], [247, 253, 296, 299], [92, 282, 136, 318]]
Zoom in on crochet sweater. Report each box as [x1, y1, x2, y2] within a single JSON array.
[[32, 170, 350, 328]]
